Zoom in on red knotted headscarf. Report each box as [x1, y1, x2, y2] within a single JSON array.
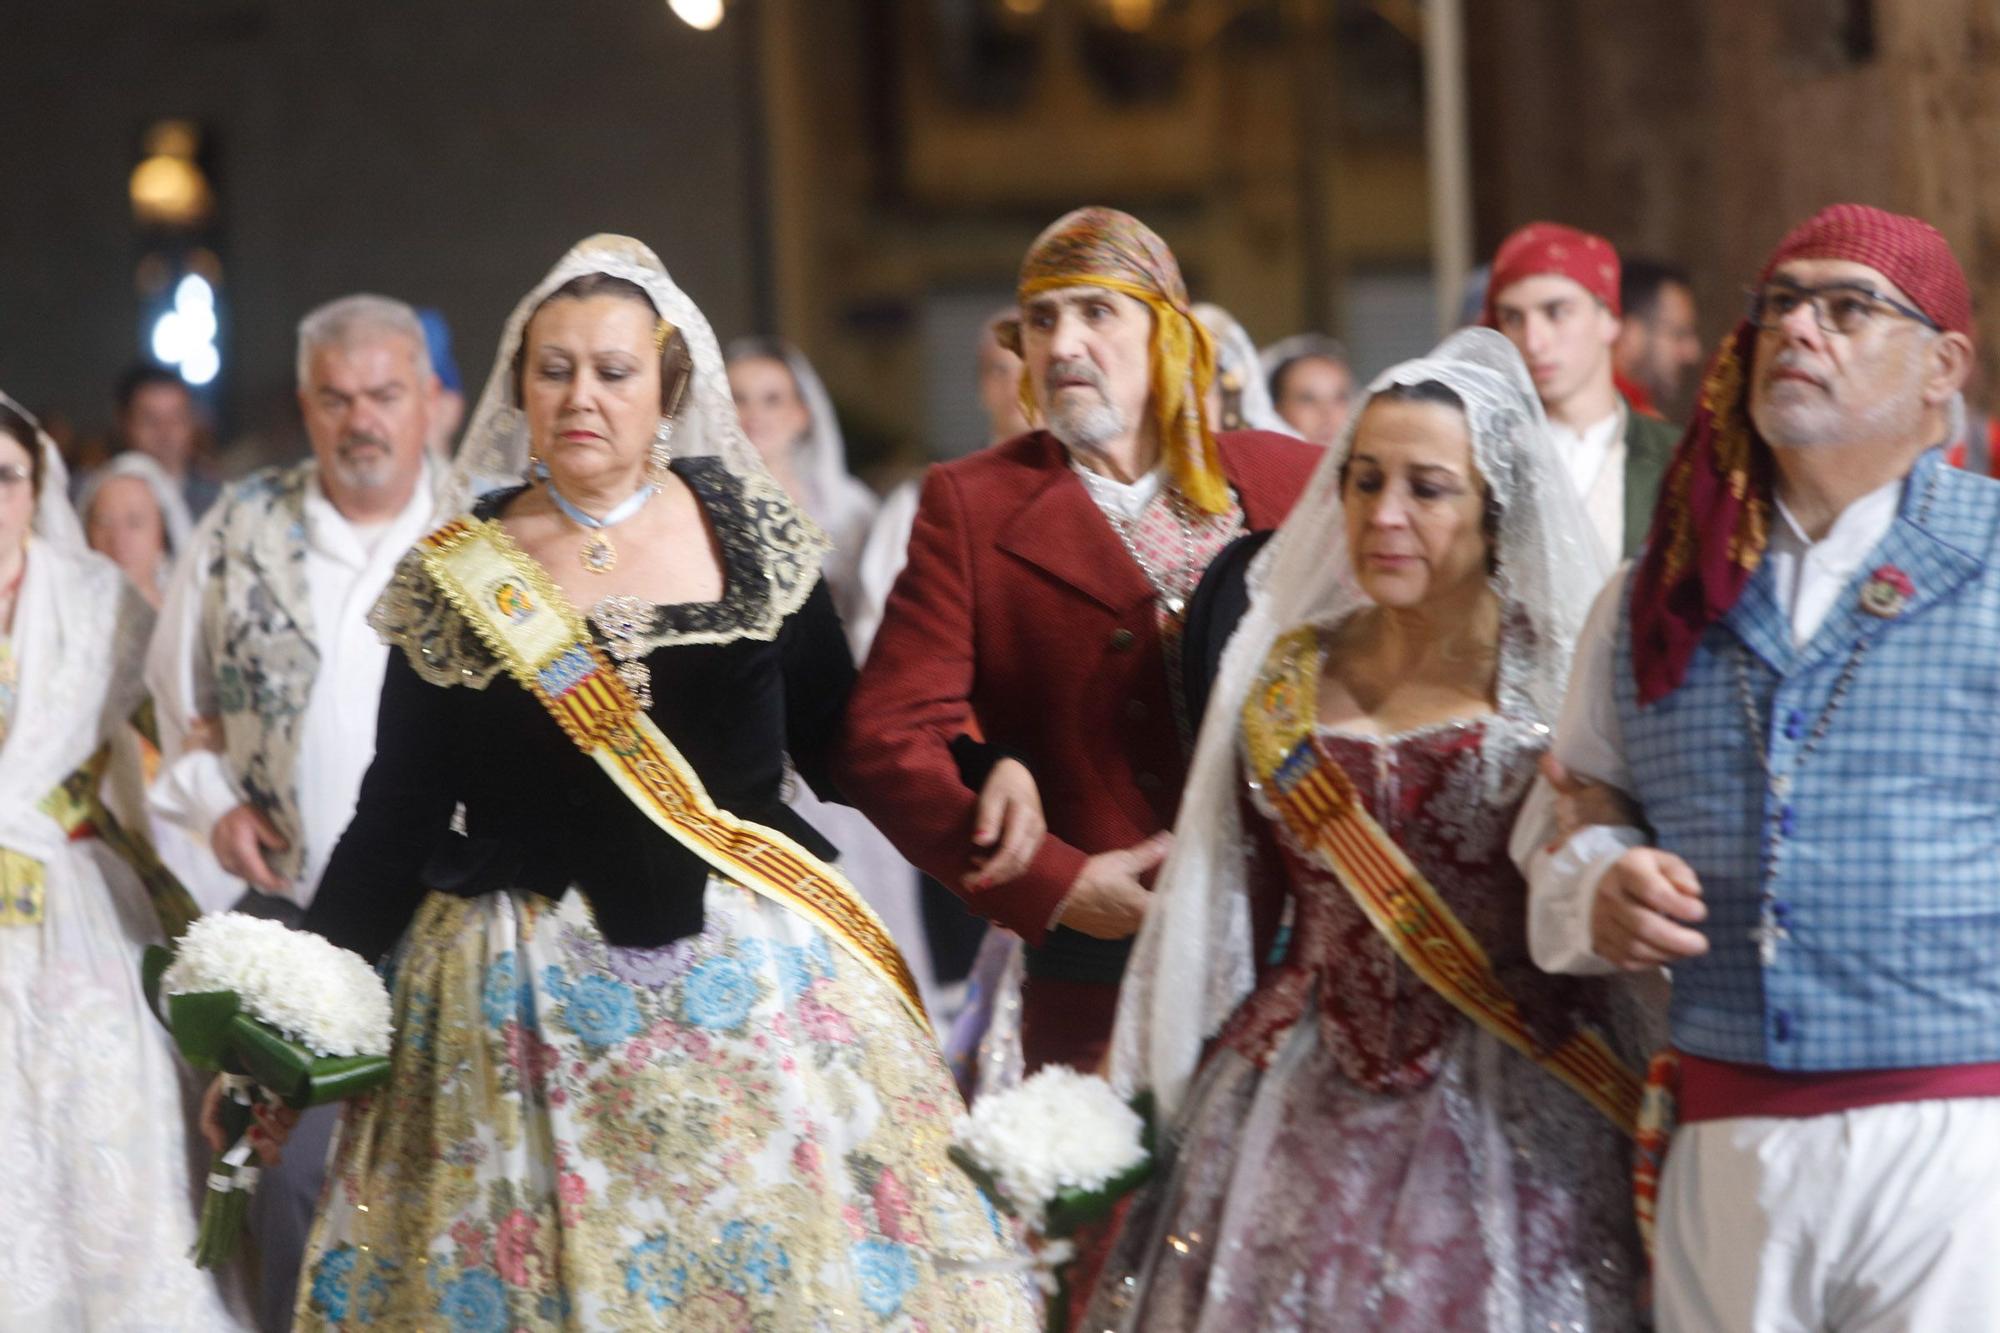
[[1482, 222, 1623, 326], [1627, 203, 1975, 704]]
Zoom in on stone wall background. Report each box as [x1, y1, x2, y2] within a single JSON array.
[[1467, 0, 2000, 389]]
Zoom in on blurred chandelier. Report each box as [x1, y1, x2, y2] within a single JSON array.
[[667, 0, 724, 30]]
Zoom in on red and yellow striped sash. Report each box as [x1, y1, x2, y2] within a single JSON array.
[[419, 517, 926, 1027], [1244, 627, 1642, 1136]]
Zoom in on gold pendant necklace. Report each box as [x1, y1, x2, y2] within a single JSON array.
[[581, 533, 617, 574]]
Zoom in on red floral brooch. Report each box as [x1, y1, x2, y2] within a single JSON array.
[[1859, 564, 1914, 619]]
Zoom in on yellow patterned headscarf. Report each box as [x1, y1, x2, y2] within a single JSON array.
[[1015, 207, 1228, 515]]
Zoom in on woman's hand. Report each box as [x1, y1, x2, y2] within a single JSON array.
[[963, 758, 1046, 892], [1539, 753, 1642, 852], [200, 1074, 300, 1167]]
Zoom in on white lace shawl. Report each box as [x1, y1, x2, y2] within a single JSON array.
[[0, 399, 151, 864], [1107, 327, 1612, 1118], [441, 235, 829, 568]]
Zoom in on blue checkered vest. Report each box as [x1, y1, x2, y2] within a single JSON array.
[[1615, 451, 2000, 1071]]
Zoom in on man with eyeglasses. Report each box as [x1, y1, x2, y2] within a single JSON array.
[[1514, 204, 1996, 1328], [1486, 222, 1681, 560]]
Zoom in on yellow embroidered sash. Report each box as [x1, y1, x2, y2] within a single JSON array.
[[418, 518, 927, 1026], [0, 738, 201, 940], [0, 748, 92, 928], [1243, 627, 1643, 1136]]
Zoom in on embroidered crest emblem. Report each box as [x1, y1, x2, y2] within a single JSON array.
[[1859, 564, 1913, 619], [494, 581, 535, 623]]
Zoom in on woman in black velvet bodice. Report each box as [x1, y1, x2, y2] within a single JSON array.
[[283, 236, 1036, 1332], [302, 457, 855, 964]]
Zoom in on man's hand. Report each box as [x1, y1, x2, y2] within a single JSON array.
[[185, 713, 224, 752], [1050, 832, 1174, 940], [1540, 753, 1643, 853], [211, 803, 289, 894], [1592, 846, 1709, 970], [963, 758, 1047, 892]]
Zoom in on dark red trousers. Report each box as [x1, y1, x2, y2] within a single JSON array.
[[1019, 975, 1120, 1074]]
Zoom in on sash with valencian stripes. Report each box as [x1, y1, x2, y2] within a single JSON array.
[[418, 517, 927, 1026], [1244, 627, 1643, 1136]]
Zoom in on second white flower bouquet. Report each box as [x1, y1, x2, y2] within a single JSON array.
[[948, 1065, 1155, 1329]]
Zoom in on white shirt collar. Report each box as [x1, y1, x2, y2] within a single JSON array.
[[1764, 475, 1903, 645], [1070, 458, 1166, 523], [1769, 475, 1903, 564], [303, 461, 433, 566], [1546, 405, 1623, 452]]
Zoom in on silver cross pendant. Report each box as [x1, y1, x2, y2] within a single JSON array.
[[1750, 912, 1790, 967]]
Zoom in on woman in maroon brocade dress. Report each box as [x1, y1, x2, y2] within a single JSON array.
[[1086, 329, 1658, 1331]]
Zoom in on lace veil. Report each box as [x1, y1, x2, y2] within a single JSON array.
[[0, 392, 86, 549], [1107, 327, 1611, 1117], [722, 336, 880, 553], [1194, 304, 1289, 434], [75, 451, 193, 558], [440, 236, 828, 588]]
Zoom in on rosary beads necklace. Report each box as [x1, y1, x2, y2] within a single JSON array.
[[1732, 637, 1871, 965], [1733, 465, 1937, 965], [532, 459, 657, 574], [1099, 484, 1203, 618]]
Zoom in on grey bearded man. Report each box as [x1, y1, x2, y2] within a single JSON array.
[[145, 293, 441, 1328]]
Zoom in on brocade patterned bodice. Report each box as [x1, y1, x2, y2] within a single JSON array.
[[1222, 715, 1595, 1092]]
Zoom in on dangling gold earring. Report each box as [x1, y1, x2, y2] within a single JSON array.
[[648, 416, 676, 481]]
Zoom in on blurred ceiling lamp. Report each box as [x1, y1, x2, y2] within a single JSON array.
[[668, 0, 725, 30], [1104, 0, 1159, 32], [129, 119, 214, 229], [151, 272, 222, 387], [998, 0, 1047, 15]]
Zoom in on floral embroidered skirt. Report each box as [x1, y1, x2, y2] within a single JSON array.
[[1082, 1019, 1645, 1331], [298, 882, 1036, 1331]]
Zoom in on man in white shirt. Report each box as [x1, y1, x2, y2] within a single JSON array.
[[147, 293, 439, 1329], [1512, 205, 1995, 1331], [1486, 222, 1678, 560]]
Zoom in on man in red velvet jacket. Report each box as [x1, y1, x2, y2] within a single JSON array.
[[840, 207, 1316, 1073]]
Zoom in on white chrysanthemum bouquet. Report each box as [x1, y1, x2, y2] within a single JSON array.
[[143, 912, 393, 1267], [948, 1066, 1154, 1328]]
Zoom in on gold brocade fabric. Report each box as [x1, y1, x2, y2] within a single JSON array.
[[0, 848, 43, 927], [0, 640, 45, 927], [298, 885, 1035, 1331]]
